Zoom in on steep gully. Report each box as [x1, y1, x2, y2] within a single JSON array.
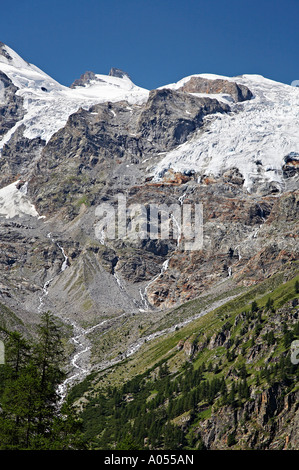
[[139, 188, 188, 311], [40, 190, 267, 402], [43, 194, 187, 399]]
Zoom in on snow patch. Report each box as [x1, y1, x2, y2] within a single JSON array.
[[0, 181, 40, 219]]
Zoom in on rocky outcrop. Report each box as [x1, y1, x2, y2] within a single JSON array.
[[70, 68, 132, 89], [198, 387, 299, 450], [109, 68, 131, 80], [26, 89, 230, 219], [177, 76, 253, 102], [0, 124, 45, 187], [0, 71, 25, 138], [0, 42, 13, 61], [136, 88, 230, 151], [70, 71, 98, 88], [282, 152, 299, 178]]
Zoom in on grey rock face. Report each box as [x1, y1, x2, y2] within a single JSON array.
[[26, 89, 230, 218], [0, 124, 45, 187], [0, 71, 25, 138], [136, 88, 230, 151], [0, 42, 13, 61], [282, 152, 299, 178], [70, 71, 98, 88], [109, 67, 131, 80]]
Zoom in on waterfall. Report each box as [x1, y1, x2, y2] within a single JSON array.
[[57, 243, 68, 272], [38, 232, 68, 312], [171, 213, 182, 247], [178, 191, 187, 205], [257, 203, 266, 222], [113, 270, 125, 290], [139, 189, 186, 310], [139, 287, 149, 311], [38, 278, 54, 312], [235, 245, 242, 260], [139, 259, 170, 311], [47, 232, 69, 272]]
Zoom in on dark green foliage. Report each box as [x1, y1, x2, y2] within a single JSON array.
[[75, 358, 238, 450], [0, 312, 85, 450], [283, 327, 294, 348], [227, 431, 237, 447], [266, 297, 275, 312], [69, 282, 299, 451], [115, 434, 140, 450], [158, 363, 170, 379], [263, 330, 276, 345]]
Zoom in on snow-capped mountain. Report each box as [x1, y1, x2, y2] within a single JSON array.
[[0, 42, 298, 398], [0, 42, 148, 147], [1, 41, 298, 201]]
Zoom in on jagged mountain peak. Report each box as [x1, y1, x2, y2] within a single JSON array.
[[108, 67, 131, 80], [70, 67, 136, 91], [0, 42, 13, 61], [70, 70, 98, 88]]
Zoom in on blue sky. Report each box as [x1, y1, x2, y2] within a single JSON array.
[[1, 0, 298, 89]]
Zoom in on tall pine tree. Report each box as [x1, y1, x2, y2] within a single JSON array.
[[0, 312, 85, 449]]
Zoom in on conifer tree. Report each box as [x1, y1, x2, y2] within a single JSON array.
[[0, 312, 85, 450]]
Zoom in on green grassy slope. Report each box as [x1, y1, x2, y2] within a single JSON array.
[[68, 267, 299, 450]]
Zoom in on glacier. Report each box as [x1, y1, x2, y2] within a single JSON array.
[[153, 73, 299, 191]]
